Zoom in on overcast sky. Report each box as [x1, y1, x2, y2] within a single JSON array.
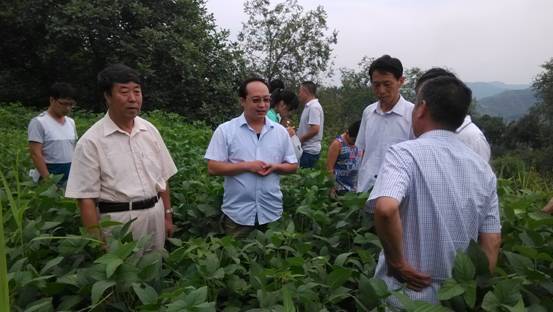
[[205, 0, 553, 85]]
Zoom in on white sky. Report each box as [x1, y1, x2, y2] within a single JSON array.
[[205, 0, 553, 85]]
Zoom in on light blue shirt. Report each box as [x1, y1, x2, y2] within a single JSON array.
[[355, 96, 414, 192], [367, 130, 501, 305], [204, 114, 297, 225]]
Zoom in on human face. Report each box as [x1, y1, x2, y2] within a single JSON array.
[[371, 70, 404, 109], [298, 86, 309, 105], [275, 101, 289, 117], [241, 81, 270, 122], [105, 82, 142, 122], [50, 97, 76, 116]]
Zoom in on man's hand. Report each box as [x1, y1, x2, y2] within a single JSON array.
[[165, 213, 174, 238], [543, 197, 553, 214], [286, 126, 296, 137], [388, 260, 432, 291], [245, 160, 269, 174], [257, 163, 278, 176]]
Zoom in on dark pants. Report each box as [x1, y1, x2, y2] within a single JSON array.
[[221, 214, 267, 239], [46, 163, 71, 185], [299, 152, 320, 168]]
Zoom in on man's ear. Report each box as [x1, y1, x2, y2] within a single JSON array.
[[398, 76, 406, 86], [414, 100, 428, 119], [239, 97, 246, 108], [103, 92, 111, 110]]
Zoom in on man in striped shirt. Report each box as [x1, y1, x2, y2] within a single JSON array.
[[368, 76, 501, 304]]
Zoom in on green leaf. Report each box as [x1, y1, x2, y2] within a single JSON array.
[[182, 286, 208, 306], [112, 241, 137, 259], [462, 280, 477, 308], [437, 279, 464, 300], [493, 279, 522, 306], [132, 282, 158, 305], [452, 252, 475, 282], [40, 256, 63, 275], [481, 291, 500, 311], [24, 297, 53, 312], [503, 298, 525, 312], [282, 286, 296, 312], [91, 280, 115, 304], [466, 240, 490, 276], [327, 267, 352, 288], [95, 254, 123, 278], [334, 252, 353, 267]]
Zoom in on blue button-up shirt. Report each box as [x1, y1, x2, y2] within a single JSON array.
[[368, 130, 501, 304], [205, 114, 297, 225]]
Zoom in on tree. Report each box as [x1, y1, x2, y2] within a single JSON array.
[[0, 0, 245, 125], [238, 0, 337, 86]]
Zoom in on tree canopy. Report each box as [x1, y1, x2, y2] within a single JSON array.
[[238, 0, 337, 87], [0, 0, 245, 124]]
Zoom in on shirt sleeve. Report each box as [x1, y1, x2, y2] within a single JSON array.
[[355, 111, 367, 151], [28, 118, 45, 143], [307, 106, 322, 126], [65, 138, 101, 199], [479, 176, 501, 233], [204, 125, 228, 161], [366, 145, 411, 212], [283, 131, 298, 164], [154, 129, 178, 182]]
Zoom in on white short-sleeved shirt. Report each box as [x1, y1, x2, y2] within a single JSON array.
[[65, 114, 177, 202], [456, 115, 491, 162], [367, 130, 501, 304], [204, 114, 297, 226], [297, 99, 324, 154], [355, 96, 414, 192], [28, 111, 77, 164]]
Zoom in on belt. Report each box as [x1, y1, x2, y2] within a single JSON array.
[[98, 195, 159, 213]]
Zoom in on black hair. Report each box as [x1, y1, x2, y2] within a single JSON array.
[[49, 82, 76, 100], [347, 120, 362, 138], [97, 64, 142, 95], [300, 81, 317, 96], [269, 79, 285, 93], [271, 89, 299, 111], [415, 67, 456, 91], [417, 76, 472, 131], [369, 55, 403, 80], [238, 77, 269, 98]]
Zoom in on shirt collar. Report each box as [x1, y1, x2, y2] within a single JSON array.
[[103, 114, 147, 137], [456, 115, 472, 133], [373, 95, 410, 116], [305, 98, 318, 107], [419, 129, 456, 140], [237, 113, 275, 131]]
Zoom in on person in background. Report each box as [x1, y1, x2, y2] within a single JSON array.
[[272, 88, 302, 161], [205, 77, 298, 238], [368, 75, 501, 306], [415, 67, 491, 162], [297, 81, 324, 168], [65, 64, 177, 252], [326, 120, 362, 197], [355, 55, 414, 192], [267, 78, 285, 122], [28, 82, 78, 186]]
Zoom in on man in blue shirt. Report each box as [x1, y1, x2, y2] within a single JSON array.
[[205, 77, 298, 238], [368, 76, 501, 305]]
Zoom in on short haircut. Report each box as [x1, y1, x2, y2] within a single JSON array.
[[347, 120, 362, 138], [417, 76, 472, 131], [269, 79, 285, 93], [415, 67, 456, 91], [271, 89, 299, 111], [97, 64, 142, 95], [369, 55, 403, 80], [49, 82, 76, 100], [238, 77, 269, 98], [300, 81, 317, 96]]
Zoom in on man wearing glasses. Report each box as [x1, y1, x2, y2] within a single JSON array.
[[28, 82, 78, 186], [205, 77, 298, 238]]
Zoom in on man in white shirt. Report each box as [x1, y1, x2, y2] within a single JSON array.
[[28, 82, 78, 185], [65, 64, 177, 252], [297, 81, 324, 168], [415, 67, 491, 162], [356, 55, 414, 192]]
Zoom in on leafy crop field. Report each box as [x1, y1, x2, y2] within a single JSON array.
[[1, 104, 552, 311]]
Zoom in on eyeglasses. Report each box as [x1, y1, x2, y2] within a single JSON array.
[[248, 96, 270, 104], [56, 99, 76, 107]]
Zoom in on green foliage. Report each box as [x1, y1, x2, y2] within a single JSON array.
[[238, 0, 337, 86], [1, 105, 553, 310], [0, 0, 244, 125]]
